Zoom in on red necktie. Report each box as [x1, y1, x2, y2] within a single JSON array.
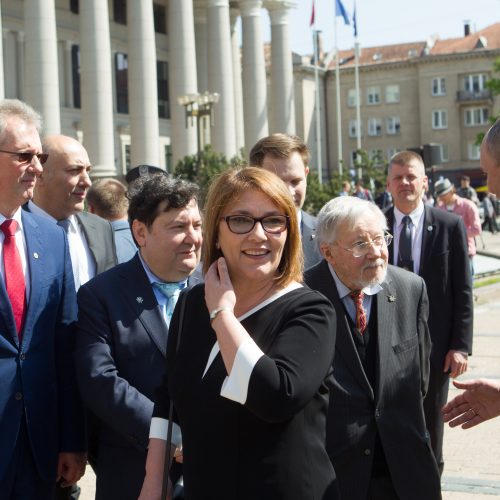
[[350, 290, 367, 335], [1, 220, 26, 337]]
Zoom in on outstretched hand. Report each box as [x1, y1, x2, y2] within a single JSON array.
[[442, 378, 500, 429]]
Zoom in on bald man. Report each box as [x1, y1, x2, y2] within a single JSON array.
[[26, 135, 117, 498], [28, 135, 117, 287]]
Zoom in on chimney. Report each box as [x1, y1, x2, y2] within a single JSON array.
[[464, 20, 471, 37]]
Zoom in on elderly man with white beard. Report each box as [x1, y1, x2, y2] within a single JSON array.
[[305, 196, 441, 500]]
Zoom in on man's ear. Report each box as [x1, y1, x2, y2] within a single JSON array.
[[320, 242, 332, 260], [305, 166, 310, 177], [131, 219, 147, 247]]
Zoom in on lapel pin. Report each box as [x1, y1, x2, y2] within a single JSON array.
[[33, 252, 39, 259], [388, 295, 396, 302], [310, 234, 315, 241], [136, 297, 143, 303], [427, 225, 433, 232]]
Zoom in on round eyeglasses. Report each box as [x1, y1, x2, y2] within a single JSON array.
[[221, 215, 289, 234], [338, 233, 393, 258]]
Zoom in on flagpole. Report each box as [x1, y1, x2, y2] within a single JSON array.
[[334, 13, 343, 175], [354, 43, 362, 179], [313, 29, 323, 184]]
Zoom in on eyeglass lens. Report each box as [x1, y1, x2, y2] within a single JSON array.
[[225, 215, 288, 234]]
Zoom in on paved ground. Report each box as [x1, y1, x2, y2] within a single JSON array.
[[78, 231, 500, 499]]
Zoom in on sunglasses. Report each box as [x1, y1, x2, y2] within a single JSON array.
[[0, 149, 49, 165]]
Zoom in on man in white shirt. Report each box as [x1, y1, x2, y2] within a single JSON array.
[[385, 150, 473, 475], [28, 135, 117, 289]]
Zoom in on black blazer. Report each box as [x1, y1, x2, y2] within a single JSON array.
[[385, 205, 473, 365], [305, 262, 441, 500]]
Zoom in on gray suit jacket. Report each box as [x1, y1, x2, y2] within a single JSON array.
[[301, 210, 322, 270], [76, 211, 117, 274], [305, 262, 441, 500], [75, 255, 201, 499]]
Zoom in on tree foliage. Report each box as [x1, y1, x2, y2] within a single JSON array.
[[476, 57, 500, 145]]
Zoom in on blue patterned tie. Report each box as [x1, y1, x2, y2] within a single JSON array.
[[153, 281, 186, 326]]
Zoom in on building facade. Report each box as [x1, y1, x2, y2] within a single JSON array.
[[1, 1, 499, 180]]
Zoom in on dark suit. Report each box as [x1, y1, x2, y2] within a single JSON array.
[[305, 262, 441, 500], [386, 205, 473, 471], [0, 211, 84, 491], [75, 255, 200, 500], [301, 210, 322, 270]]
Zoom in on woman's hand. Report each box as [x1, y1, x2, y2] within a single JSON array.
[[205, 258, 236, 313]]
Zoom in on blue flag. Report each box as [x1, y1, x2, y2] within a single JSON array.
[[353, 3, 358, 37], [336, 0, 350, 25]]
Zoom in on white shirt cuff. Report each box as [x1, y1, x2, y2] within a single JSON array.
[[149, 417, 182, 447], [220, 338, 264, 404]]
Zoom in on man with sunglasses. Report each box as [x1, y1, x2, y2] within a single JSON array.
[[0, 99, 86, 498], [305, 196, 441, 500], [385, 151, 472, 476]]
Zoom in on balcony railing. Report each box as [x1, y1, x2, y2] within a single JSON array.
[[456, 89, 492, 102]]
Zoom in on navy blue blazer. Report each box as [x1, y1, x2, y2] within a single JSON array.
[[0, 210, 84, 481]]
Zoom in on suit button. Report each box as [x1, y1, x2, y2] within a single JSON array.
[[364, 449, 371, 455], [15, 392, 23, 401], [19, 352, 26, 361], [375, 409, 381, 418]]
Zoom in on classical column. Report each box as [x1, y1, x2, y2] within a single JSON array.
[[79, 0, 116, 177], [240, 0, 268, 151], [169, 0, 198, 164], [24, 0, 60, 134], [16, 32, 24, 100], [268, 1, 296, 135], [230, 6, 245, 154], [207, 0, 236, 158], [194, 6, 208, 93], [63, 40, 74, 108], [127, 0, 160, 167]]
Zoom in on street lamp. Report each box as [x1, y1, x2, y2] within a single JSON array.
[[177, 91, 220, 164]]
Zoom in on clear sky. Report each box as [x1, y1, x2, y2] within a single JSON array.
[[260, 0, 500, 56]]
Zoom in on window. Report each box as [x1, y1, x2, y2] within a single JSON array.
[[115, 53, 129, 114], [432, 77, 446, 96], [464, 74, 487, 92], [70, 0, 79, 14], [438, 144, 449, 163], [347, 89, 361, 107], [464, 107, 489, 126], [71, 44, 81, 109], [349, 119, 362, 138], [164, 145, 173, 173], [367, 118, 382, 136], [386, 116, 400, 135], [468, 142, 480, 160], [387, 148, 398, 161], [154, 3, 167, 34], [369, 149, 384, 165], [350, 150, 359, 167], [157, 61, 170, 119], [385, 84, 400, 103], [114, 0, 127, 25], [367, 86, 380, 105], [432, 110, 447, 129]]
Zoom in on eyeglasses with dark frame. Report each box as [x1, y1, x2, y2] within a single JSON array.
[[337, 233, 393, 258], [221, 215, 289, 234], [0, 149, 49, 165]]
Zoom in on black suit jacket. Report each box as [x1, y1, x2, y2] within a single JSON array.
[[305, 262, 441, 500], [301, 210, 322, 270], [386, 205, 473, 365], [75, 255, 201, 498]]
